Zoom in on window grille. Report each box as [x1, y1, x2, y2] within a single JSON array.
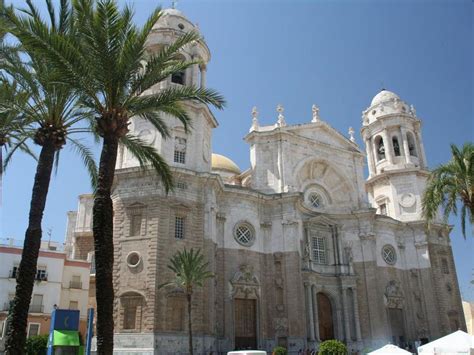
[[312, 236, 327, 264], [234, 223, 254, 246], [174, 137, 187, 164], [441, 258, 450, 274], [27, 323, 40, 337], [382, 245, 397, 265], [175, 216, 185, 239]]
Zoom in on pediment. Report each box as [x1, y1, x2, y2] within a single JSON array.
[[305, 214, 338, 226], [290, 122, 362, 153]]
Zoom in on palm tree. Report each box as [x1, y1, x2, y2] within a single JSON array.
[[422, 143, 474, 237], [1, 2, 98, 352], [4, 1, 225, 352], [161, 248, 214, 355]]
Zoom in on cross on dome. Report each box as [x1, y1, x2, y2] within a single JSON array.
[[312, 104, 320, 122], [276, 104, 286, 127]]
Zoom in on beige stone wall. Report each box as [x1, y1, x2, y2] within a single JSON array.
[[74, 235, 94, 261]]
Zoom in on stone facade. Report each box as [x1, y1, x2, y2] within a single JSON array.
[[65, 7, 466, 355]]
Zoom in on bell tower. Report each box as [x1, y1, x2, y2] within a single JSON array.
[[361, 89, 430, 222], [117, 8, 217, 173]]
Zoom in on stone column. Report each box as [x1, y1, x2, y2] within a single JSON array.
[[365, 138, 376, 177], [312, 286, 320, 341], [400, 127, 412, 165], [352, 288, 362, 341], [305, 283, 316, 341], [381, 130, 394, 164], [192, 63, 199, 86], [415, 131, 428, 169], [200, 64, 207, 88], [342, 287, 352, 341], [397, 127, 406, 159]]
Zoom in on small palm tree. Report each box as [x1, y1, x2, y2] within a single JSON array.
[[1, 2, 98, 352], [4, 1, 225, 352], [422, 143, 474, 237], [161, 248, 214, 355]]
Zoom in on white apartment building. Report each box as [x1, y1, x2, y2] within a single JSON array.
[[0, 238, 90, 349]]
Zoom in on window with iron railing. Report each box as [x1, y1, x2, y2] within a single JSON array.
[[35, 268, 47, 281]]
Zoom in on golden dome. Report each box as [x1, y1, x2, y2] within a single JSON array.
[[211, 153, 241, 175]]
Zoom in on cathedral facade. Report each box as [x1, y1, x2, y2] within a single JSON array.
[[65, 8, 466, 354]]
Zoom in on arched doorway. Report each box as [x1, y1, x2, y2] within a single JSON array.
[[317, 292, 334, 340]]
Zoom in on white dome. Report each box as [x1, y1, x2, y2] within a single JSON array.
[[161, 8, 186, 18], [370, 90, 401, 106]]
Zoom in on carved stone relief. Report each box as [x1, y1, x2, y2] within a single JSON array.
[[230, 264, 260, 299], [384, 280, 404, 309]]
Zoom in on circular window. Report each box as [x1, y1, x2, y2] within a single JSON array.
[[382, 245, 397, 265], [308, 192, 323, 208], [178, 23, 185, 30], [126, 252, 141, 268], [233, 222, 255, 247]]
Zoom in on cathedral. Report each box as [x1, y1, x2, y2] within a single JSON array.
[[64, 8, 466, 354]]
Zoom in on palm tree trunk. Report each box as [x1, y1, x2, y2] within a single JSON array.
[[187, 293, 193, 355], [93, 134, 119, 355], [4, 141, 56, 354]]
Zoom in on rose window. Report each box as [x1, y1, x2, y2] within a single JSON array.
[[234, 223, 255, 247], [382, 245, 397, 265]]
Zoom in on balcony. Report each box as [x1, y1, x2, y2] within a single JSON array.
[[29, 304, 44, 313], [69, 280, 82, 289]]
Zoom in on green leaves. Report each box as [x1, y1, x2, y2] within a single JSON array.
[[161, 248, 214, 294], [422, 143, 474, 237], [120, 134, 173, 192]]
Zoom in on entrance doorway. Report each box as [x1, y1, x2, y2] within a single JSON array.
[[317, 292, 334, 341], [388, 308, 406, 347], [234, 298, 257, 349]]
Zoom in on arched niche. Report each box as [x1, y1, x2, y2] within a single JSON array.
[[119, 291, 145, 332], [294, 159, 354, 206]]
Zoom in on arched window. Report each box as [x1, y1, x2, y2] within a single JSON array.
[[375, 136, 385, 161], [392, 136, 401, 156], [120, 292, 144, 331], [174, 137, 187, 164], [171, 55, 186, 85], [406, 132, 417, 157]]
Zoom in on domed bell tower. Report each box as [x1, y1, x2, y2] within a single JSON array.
[[117, 8, 217, 173], [361, 89, 430, 222]]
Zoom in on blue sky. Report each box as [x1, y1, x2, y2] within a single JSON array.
[[2, 0, 473, 300]]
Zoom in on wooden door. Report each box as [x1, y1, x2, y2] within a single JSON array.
[[234, 298, 257, 349], [317, 293, 334, 341]]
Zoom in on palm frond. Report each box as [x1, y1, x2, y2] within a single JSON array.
[[120, 134, 173, 192], [68, 137, 98, 190]]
